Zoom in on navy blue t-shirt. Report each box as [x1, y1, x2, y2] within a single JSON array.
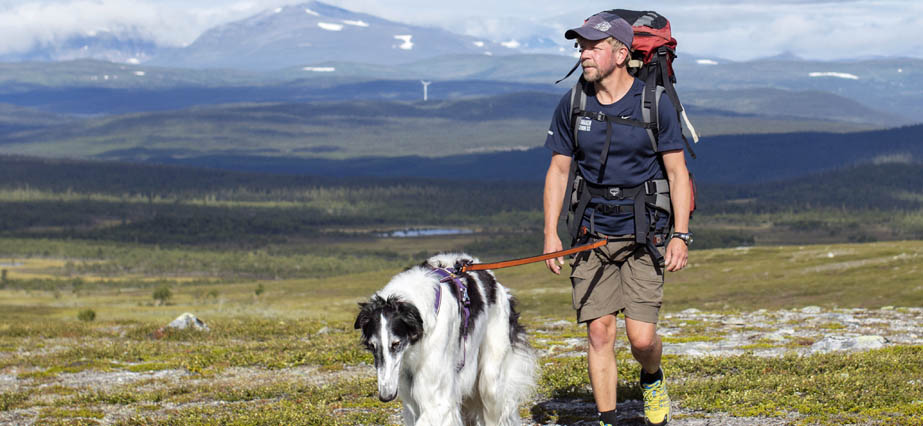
[[544, 78, 685, 235]]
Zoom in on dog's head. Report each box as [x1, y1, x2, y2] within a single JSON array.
[[354, 294, 423, 402]]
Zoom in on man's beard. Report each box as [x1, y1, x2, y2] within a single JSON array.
[[582, 61, 615, 83]]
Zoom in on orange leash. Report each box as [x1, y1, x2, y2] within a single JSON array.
[[459, 238, 609, 273]]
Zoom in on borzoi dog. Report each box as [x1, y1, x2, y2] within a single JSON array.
[[354, 253, 535, 426]]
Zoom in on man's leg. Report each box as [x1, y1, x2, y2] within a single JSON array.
[[624, 317, 661, 373], [586, 314, 618, 412], [626, 317, 671, 425]]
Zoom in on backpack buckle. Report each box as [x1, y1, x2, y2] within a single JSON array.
[[608, 187, 623, 199]]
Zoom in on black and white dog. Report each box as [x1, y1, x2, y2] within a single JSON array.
[[354, 253, 535, 426]]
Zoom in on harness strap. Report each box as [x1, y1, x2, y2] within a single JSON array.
[[430, 267, 471, 372]]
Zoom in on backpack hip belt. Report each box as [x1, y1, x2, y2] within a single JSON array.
[[573, 178, 672, 265]]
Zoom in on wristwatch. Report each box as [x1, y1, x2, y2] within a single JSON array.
[[671, 232, 693, 246]]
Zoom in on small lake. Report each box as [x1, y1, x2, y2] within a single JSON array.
[[378, 228, 473, 238]]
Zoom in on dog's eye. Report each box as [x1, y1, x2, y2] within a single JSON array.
[[390, 340, 401, 350]]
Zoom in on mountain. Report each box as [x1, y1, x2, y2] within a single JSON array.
[[673, 55, 923, 124], [0, 28, 159, 64], [149, 1, 516, 70]]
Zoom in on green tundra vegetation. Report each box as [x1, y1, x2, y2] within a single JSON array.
[[1, 155, 922, 424]]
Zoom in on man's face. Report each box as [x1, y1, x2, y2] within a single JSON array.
[[578, 38, 623, 83]]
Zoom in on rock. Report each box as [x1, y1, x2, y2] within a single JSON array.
[[801, 306, 822, 314], [810, 335, 886, 353], [167, 313, 210, 331], [681, 308, 701, 314], [316, 326, 330, 335]]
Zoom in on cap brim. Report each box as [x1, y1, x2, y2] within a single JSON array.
[[564, 27, 609, 41]]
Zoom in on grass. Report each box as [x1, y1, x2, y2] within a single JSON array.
[[2, 238, 922, 424]]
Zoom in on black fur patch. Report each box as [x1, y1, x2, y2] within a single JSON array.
[[476, 270, 498, 305], [508, 296, 528, 347], [355, 295, 424, 366]]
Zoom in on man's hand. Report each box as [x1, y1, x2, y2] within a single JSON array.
[[544, 234, 565, 274], [663, 237, 688, 272]]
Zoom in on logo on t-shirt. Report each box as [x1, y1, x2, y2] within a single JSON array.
[[578, 118, 592, 132]]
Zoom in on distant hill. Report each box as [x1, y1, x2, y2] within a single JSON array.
[[142, 124, 923, 185], [0, 92, 890, 162], [0, 103, 73, 135]]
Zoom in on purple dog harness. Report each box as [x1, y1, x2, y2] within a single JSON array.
[[431, 267, 471, 372]]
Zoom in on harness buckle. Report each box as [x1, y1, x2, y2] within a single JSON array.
[[608, 187, 623, 199], [592, 111, 607, 121]]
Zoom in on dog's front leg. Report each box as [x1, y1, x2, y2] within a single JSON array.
[[413, 394, 463, 426]]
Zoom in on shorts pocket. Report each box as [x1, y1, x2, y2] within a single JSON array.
[[570, 252, 598, 311]]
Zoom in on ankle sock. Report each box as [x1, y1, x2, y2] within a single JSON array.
[[640, 367, 663, 385], [599, 409, 618, 424]]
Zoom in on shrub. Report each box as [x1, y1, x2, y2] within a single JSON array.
[[153, 287, 172, 305], [255, 283, 265, 296], [77, 309, 96, 322]]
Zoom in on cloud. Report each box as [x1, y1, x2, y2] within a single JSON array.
[[0, 0, 292, 54], [0, 0, 919, 61]]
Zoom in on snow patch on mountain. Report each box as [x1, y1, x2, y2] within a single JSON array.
[[393, 35, 413, 50], [305, 8, 320, 16], [473, 41, 485, 48], [809, 72, 859, 80], [303, 66, 335, 72], [697, 59, 719, 65], [342, 20, 369, 27], [318, 22, 343, 31]]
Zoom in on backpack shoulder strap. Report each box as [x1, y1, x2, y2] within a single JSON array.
[[569, 78, 587, 151], [640, 85, 663, 153], [561, 78, 588, 245]]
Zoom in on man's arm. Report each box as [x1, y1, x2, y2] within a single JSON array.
[[543, 153, 572, 274], [661, 149, 690, 272]]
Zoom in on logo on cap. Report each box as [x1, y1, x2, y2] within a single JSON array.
[[593, 21, 611, 32]]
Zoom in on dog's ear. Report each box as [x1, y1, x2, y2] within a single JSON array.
[[354, 301, 372, 330], [397, 303, 424, 343]]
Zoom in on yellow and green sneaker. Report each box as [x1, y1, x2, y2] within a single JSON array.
[[641, 372, 671, 425]]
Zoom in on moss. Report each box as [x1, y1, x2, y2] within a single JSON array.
[[40, 407, 106, 419], [819, 322, 847, 330], [0, 390, 30, 411], [662, 335, 724, 344], [739, 342, 778, 350]]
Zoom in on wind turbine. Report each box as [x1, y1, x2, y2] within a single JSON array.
[[420, 80, 431, 101]]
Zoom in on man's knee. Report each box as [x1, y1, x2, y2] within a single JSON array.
[[587, 316, 617, 351], [629, 333, 658, 353]]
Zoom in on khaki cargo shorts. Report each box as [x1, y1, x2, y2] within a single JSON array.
[[570, 237, 665, 324]]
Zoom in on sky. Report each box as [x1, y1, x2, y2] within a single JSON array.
[[0, 0, 920, 61]]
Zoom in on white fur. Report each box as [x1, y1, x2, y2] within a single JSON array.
[[368, 253, 536, 426]]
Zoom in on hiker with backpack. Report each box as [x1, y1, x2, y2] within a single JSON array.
[[542, 10, 695, 426]]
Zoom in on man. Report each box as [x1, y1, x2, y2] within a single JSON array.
[[542, 11, 692, 426]]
